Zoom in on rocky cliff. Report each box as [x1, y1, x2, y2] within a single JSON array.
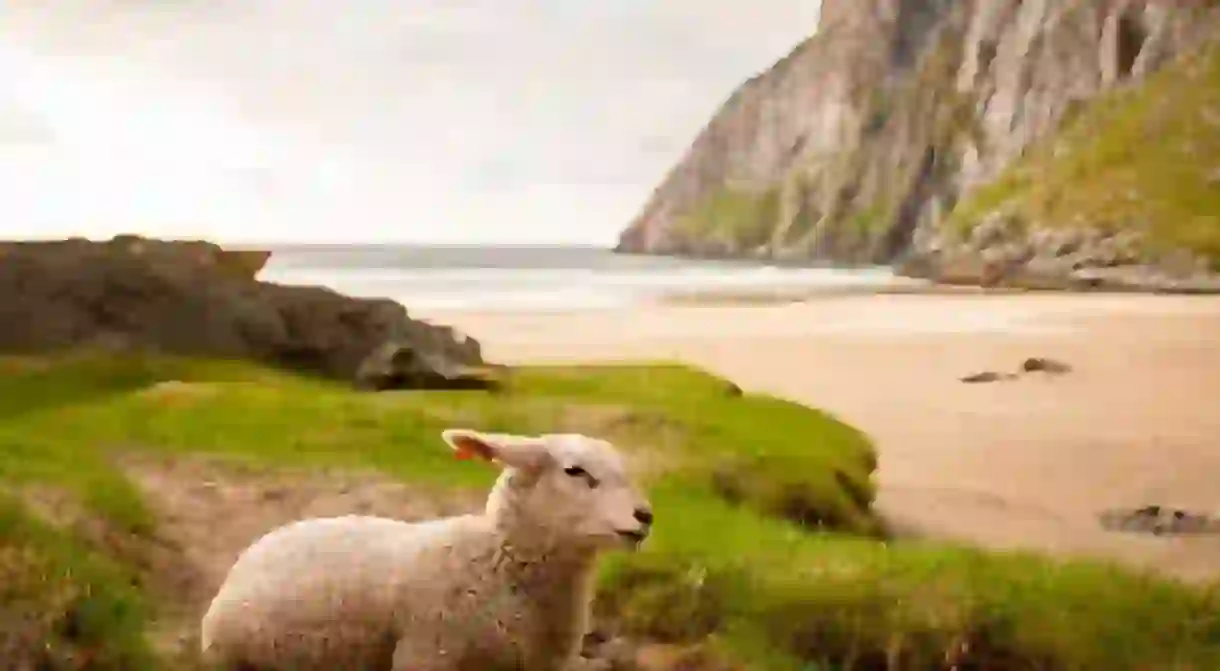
[[617, 0, 1220, 289]]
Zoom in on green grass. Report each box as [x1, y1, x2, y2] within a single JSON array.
[[606, 496, 1220, 670], [0, 496, 154, 669], [948, 39, 1220, 262], [847, 204, 890, 240], [0, 354, 1218, 669]]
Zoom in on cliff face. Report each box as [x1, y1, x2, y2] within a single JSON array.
[[617, 0, 1220, 288]]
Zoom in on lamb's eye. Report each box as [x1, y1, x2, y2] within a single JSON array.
[[563, 466, 599, 488]]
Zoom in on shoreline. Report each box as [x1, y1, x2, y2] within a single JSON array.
[[396, 282, 1205, 316], [417, 292, 1220, 581], [611, 246, 1220, 296], [652, 281, 1009, 305], [653, 277, 1220, 307]]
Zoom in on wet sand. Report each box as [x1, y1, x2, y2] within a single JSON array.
[[418, 293, 1220, 581]]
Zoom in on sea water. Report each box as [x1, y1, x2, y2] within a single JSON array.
[[257, 244, 924, 312]]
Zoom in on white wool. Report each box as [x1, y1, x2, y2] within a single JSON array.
[[200, 430, 652, 670]]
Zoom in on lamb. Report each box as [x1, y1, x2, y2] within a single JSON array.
[[199, 428, 654, 670]]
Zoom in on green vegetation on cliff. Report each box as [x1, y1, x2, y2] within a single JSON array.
[[950, 40, 1220, 262], [1, 355, 1218, 669], [676, 187, 781, 254]]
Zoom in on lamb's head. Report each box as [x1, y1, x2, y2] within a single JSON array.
[[441, 428, 653, 554]]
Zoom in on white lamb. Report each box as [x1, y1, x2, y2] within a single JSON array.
[[200, 428, 654, 670]]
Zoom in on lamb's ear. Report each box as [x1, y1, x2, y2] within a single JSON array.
[[441, 429, 551, 471]]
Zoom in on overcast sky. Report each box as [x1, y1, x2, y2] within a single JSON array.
[[0, 2, 822, 245]]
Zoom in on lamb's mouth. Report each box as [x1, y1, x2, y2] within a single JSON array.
[[616, 529, 648, 543]]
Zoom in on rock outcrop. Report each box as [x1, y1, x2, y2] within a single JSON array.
[[0, 235, 272, 280], [617, 0, 1220, 289], [0, 236, 491, 389]]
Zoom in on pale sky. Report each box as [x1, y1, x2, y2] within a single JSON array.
[[0, 2, 822, 245]]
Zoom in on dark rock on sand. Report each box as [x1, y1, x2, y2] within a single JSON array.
[[1021, 357, 1072, 374], [0, 235, 492, 390], [1098, 505, 1220, 536], [960, 371, 1017, 384]]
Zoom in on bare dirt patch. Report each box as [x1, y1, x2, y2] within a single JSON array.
[[6, 484, 88, 531], [114, 453, 484, 663]]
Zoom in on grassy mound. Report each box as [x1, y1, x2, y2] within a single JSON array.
[[948, 38, 1220, 264], [0, 353, 1217, 670]]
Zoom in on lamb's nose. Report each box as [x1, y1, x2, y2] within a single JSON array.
[[633, 507, 654, 525]]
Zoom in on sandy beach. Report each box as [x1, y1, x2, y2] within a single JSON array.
[[418, 293, 1220, 581]]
